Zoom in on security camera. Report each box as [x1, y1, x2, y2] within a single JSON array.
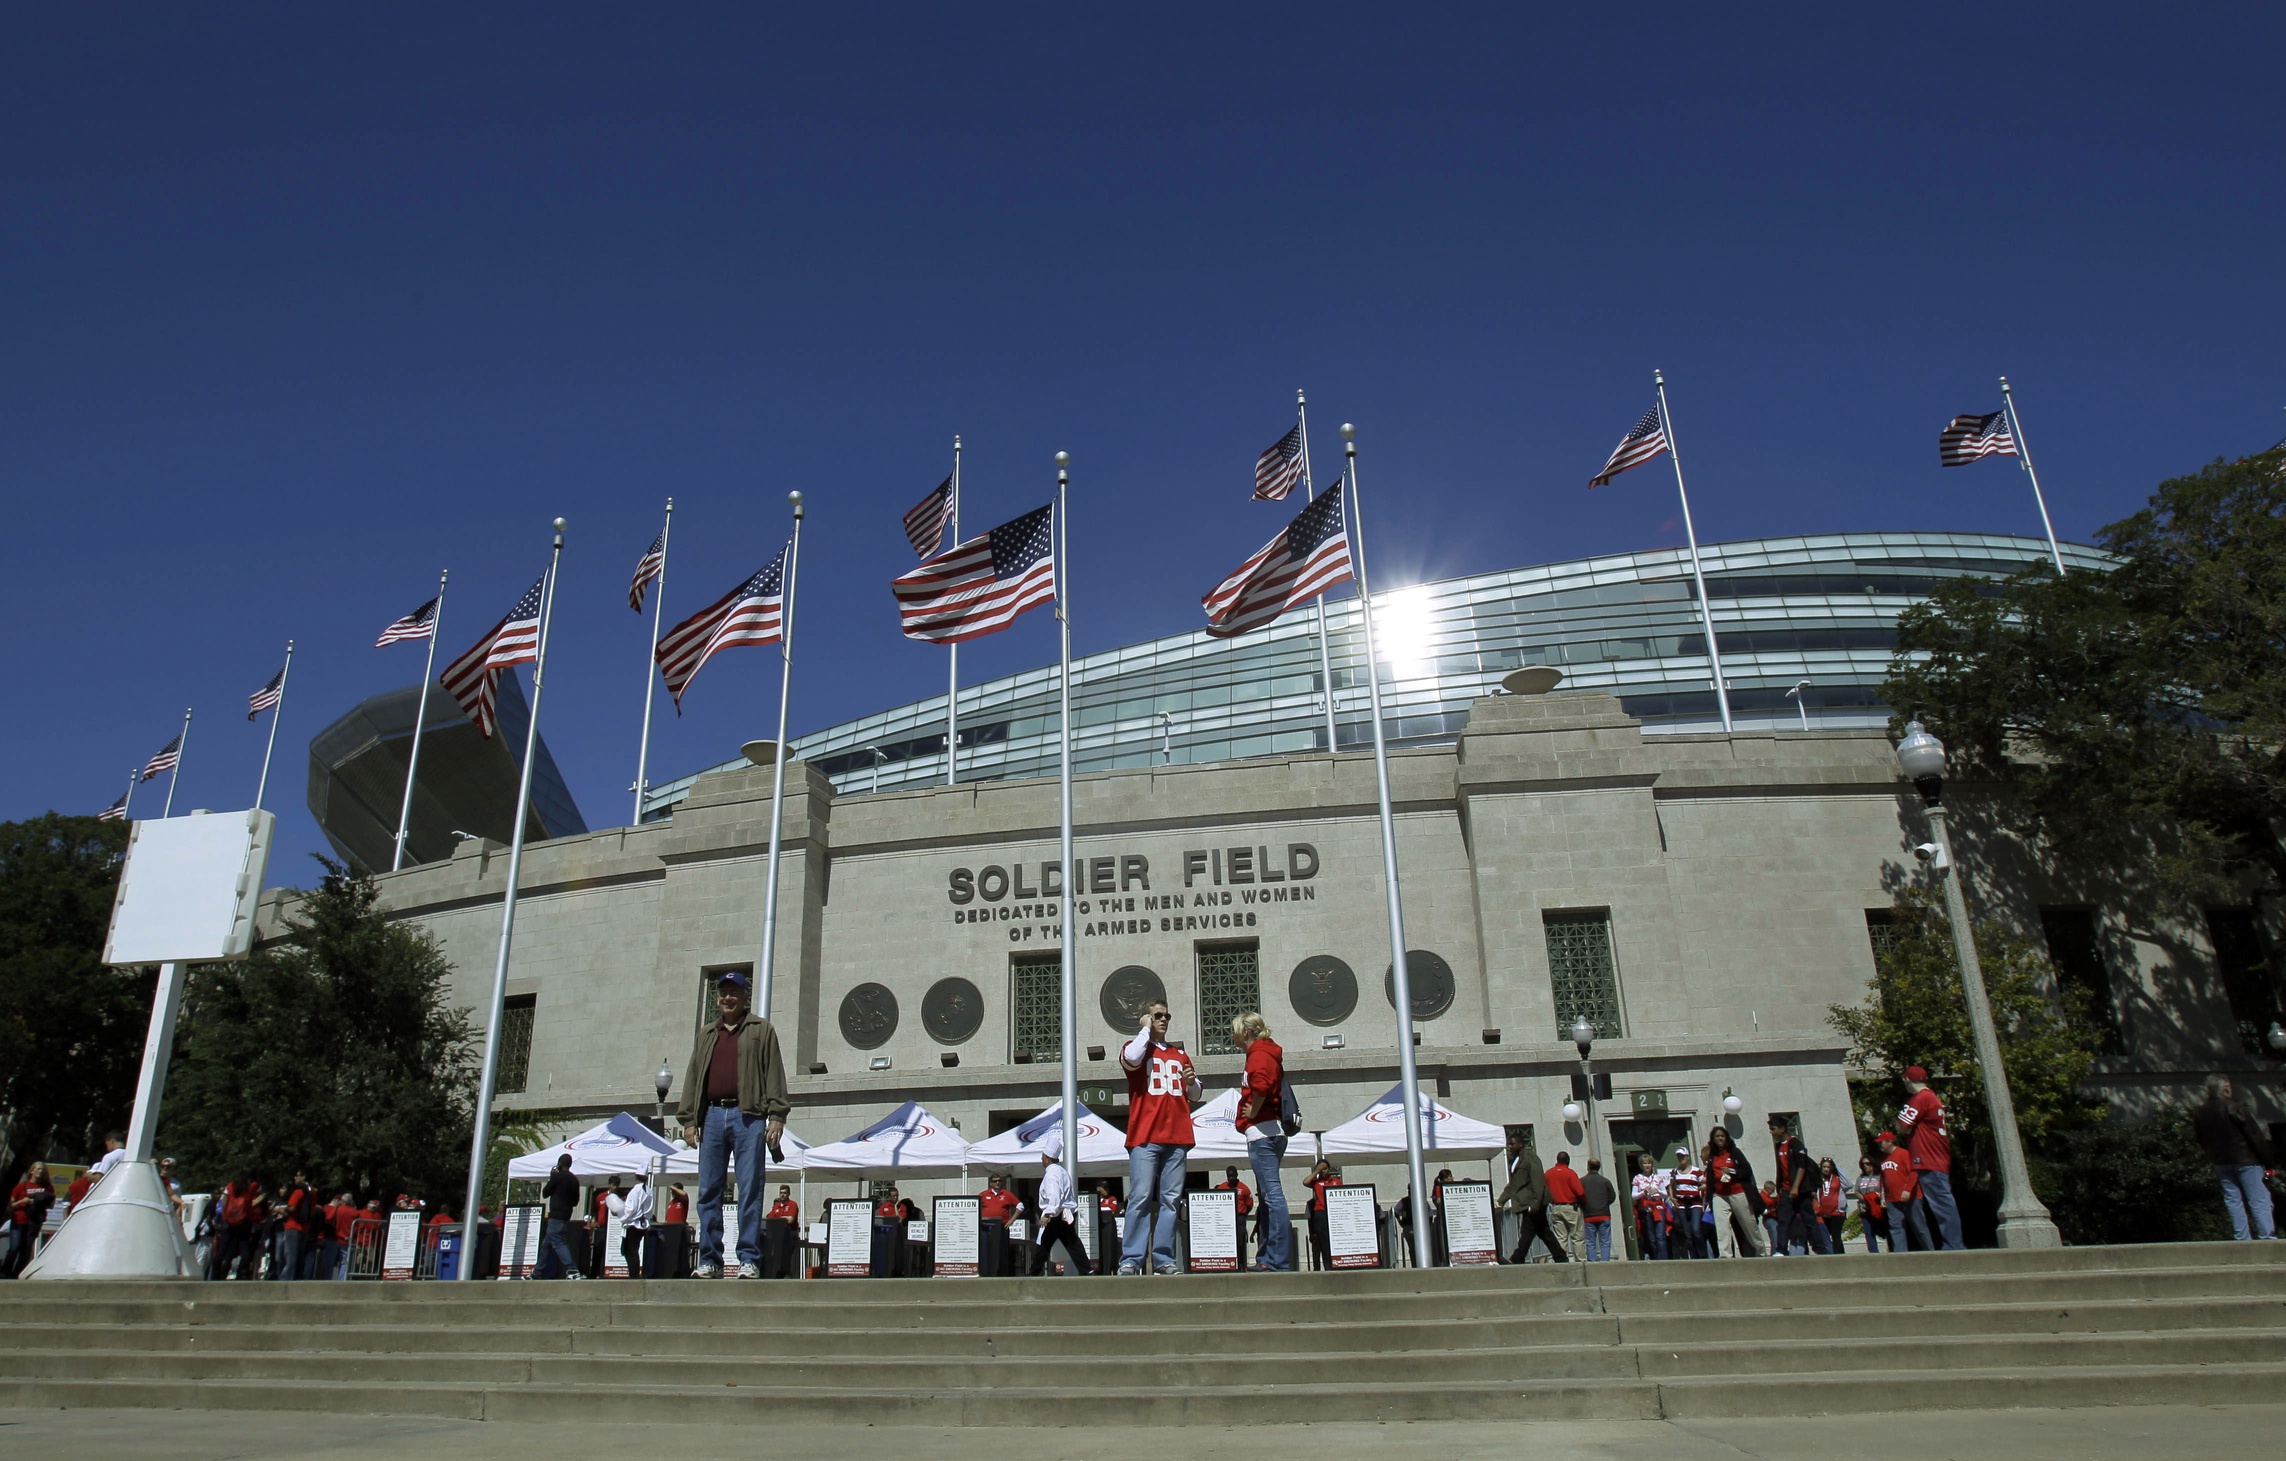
[[1912, 843, 1940, 863]]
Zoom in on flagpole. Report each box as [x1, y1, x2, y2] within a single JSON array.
[[121, 766, 138, 822], [756, 492, 805, 1022], [1339, 423, 1433, 1257], [633, 499, 674, 824], [1054, 451, 1079, 1181], [947, 437, 962, 786], [253, 641, 294, 812], [393, 570, 448, 872], [1654, 370, 1734, 734], [458, 518, 565, 1279], [1999, 377, 2068, 577], [162, 709, 192, 818], [1296, 390, 1342, 754]]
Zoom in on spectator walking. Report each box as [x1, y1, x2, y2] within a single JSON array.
[[1667, 1146, 1710, 1259], [2193, 1075, 2278, 1241], [1117, 998, 1200, 1276], [1767, 1117, 1830, 1255], [1543, 1152, 1586, 1262], [1629, 1152, 1671, 1260], [1704, 1128, 1768, 1257], [1580, 1157, 1617, 1260], [977, 1173, 1021, 1277], [1030, 1131, 1090, 1277], [1230, 1011, 1294, 1271], [1497, 1133, 1565, 1263], [1896, 1066, 1963, 1249], [1214, 1165, 1254, 1270], [4, 1163, 55, 1279], [539, 1153, 582, 1280], [617, 1172, 656, 1278], [1875, 1131, 1930, 1252], [1814, 1158, 1849, 1254], [210, 1175, 263, 1280], [274, 1173, 316, 1281], [1306, 1159, 1340, 1270], [675, 968, 791, 1281], [1854, 1159, 1890, 1252]]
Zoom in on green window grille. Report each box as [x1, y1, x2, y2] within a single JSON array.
[[497, 995, 537, 1094], [2040, 908, 2123, 1053], [1864, 909, 1905, 964], [2206, 908, 2282, 1058], [1011, 953, 1063, 1063], [1543, 911, 1623, 1041], [1197, 943, 1261, 1055]]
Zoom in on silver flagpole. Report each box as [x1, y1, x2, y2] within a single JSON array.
[[253, 641, 294, 811], [121, 766, 138, 822], [1339, 424, 1433, 1257], [1654, 370, 1734, 734], [633, 499, 674, 824], [1296, 390, 1342, 754], [162, 708, 192, 818], [458, 518, 566, 1277], [393, 570, 448, 872], [757, 492, 805, 1022], [1054, 451, 1079, 1181], [1999, 377, 2068, 577], [947, 437, 962, 786]]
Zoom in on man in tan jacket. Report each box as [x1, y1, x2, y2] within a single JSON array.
[[676, 970, 790, 1279]]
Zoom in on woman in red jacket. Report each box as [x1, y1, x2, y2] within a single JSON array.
[[1813, 1157, 1849, 1255]]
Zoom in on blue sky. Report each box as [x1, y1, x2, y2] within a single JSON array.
[[5, 5, 2280, 877]]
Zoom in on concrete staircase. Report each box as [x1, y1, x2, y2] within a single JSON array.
[[1, 1243, 2281, 1424]]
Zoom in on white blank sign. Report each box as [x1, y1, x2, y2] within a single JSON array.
[[104, 811, 275, 966]]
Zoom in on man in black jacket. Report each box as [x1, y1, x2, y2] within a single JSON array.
[[1496, 1134, 1567, 1263], [539, 1154, 582, 1280], [1767, 1115, 1830, 1255], [2193, 1076, 2277, 1241]]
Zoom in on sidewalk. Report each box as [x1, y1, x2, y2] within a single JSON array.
[[4, 1404, 2279, 1459]]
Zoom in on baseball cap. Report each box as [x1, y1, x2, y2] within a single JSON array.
[[1673, 1146, 1691, 1158], [1876, 1131, 1898, 1143], [1903, 1064, 1928, 1082], [716, 970, 751, 991]]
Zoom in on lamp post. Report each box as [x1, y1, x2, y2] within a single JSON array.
[[1157, 712, 1173, 766], [654, 1059, 673, 1279], [1571, 1017, 1601, 1169], [1786, 678, 1812, 732], [2268, 1022, 2286, 1063], [1894, 720, 2062, 1248]]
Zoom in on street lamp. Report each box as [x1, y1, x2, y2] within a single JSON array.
[[1894, 720, 2062, 1248], [1786, 678, 1812, 732], [866, 745, 887, 794], [1571, 1017, 1601, 1167], [2267, 1021, 2286, 1058], [653, 1059, 673, 1279], [1157, 712, 1173, 766]]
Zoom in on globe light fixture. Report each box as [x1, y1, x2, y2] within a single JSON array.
[[1561, 1100, 1584, 1122]]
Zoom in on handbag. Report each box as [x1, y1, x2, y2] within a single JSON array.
[[1278, 1077, 1303, 1136]]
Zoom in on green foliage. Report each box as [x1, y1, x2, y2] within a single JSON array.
[[159, 860, 480, 1204], [2028, 1109, 2235, 1245], [0, 814, 151, 1187], [482, 1111, 547, 1211], [1882, 446, 2286, 903], [1829, 888, 2106, 1189]]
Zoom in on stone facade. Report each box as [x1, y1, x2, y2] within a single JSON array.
[[258, 688, 2279, 1206]]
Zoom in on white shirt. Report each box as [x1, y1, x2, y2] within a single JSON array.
[[619, 1183, 655, 1231], [92, 1149, 125, 1177], [1630, 1171, 1670, 1205], [1036, 1161, 1077, 1223]]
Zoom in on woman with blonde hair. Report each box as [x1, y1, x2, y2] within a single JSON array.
[[1230, 1010, 1295, 1271]]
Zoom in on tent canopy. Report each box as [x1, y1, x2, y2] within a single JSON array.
[[1188, 1088, 1320, 1167], [963, 1101, 1130, 1177], [799, 1101, 971, 1177], [1316, 1083, 1507, 1165], [506, 1113, 674, 1181]]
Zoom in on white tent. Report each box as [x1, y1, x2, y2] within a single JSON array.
[[1317, 1083, 1507, 1165], [963, 1101, 1130, 1176], [798, 1101, 972, 1177], [507, 1113, 677, 1181], [1188, 1088, 1321, 1166]]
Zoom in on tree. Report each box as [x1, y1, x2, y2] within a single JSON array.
[[0, 814, 151, 1189], [1829, 888, 2106, 1192], [1881, 446, 2286, 905], [158, 860, 480, 1204]]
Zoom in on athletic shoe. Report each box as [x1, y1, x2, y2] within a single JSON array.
[[695, 1264, 723, 1279], [1116, 1262, 1142, 1276], [738, 1263, 764, 1279], [1153, 1263, 1182, 1276]]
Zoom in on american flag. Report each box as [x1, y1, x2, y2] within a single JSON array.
[[247, 668, 284, 720], [654, 545, 789, 709], [1939, 410, 2017, 467], [1590, 407, 1669, 487], [904, 473, 955, 558], [892, 503, 1056, 644], [629, 531, 668, 611], [1202, 479, 1355, 639], [376, 597, 438, 647], [1254, 424, 1307, 502], [440, 574, 547, 739], [140, 735, 182, 782], [96, 791, 128, 822]]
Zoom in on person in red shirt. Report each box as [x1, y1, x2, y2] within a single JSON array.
[[1704, 1127, 1769, 1258], [1895, 1066, 1962, 1250], [1812, 1157, 1848, 1255], [211, 1175, 263, 1281], [1875, 1131, 1931, 1251], [765, 1185, 800, 1279], [1117, 999, 1200, 1276], [1542, 1152, 1586, 1262], [4, 1163, 55, 1279], [1853, 1158, 1889, 1252], [64, 1169, 96, 1211], [1765, 1116, 1830, 1255], [977, 1173, 1021, 1277], [1213, 1166, 1254, 1270], [275, 1172, 316, 1282], [1304, 1159, 1341, 1271], [323, 1192, 358, 1280], [1093, 1186, 1121, 1275], [870, 1185, 907, 1278], [1230, 1010, 1295, 1272]]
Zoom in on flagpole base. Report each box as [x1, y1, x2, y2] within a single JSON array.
[[21, 1161, 194, 1279]]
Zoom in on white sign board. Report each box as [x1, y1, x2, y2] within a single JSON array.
[[1324, 1184, 1382, 1269], [104, 811, 275, 966], [1007, 1217, 1029, 1245], [826, 1199, 872, 1277], [1187, 1188, 1240, 1272], [602, 1207, 627, 1276], [498, 1205, 542, 1279], [906, 1220, 929, 1244], [381, 1210, 421, 1279], [1443, 1181, 1498, 1266], [932, 1197, 980, 1277]]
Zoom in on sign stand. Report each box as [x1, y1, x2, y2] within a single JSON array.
[[381, 1211, 421, 1279], [1186, 1188, 1240, 1272], [1443, 1181, 1499, 1266], [932, 1197, 981, 1277], [497, 1205, 543, 1278], [825, 1199, 872, 1277], [1323, 1184, 1383, 1270]]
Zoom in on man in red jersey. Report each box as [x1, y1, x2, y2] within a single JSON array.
[[1117, 999, 1201, 1275], [1876, 1131, 1931, 1251], [765, 1185, 800, 1279], [1895, 1066, 1962, 1249], [977, 1173, 1021, 1277]]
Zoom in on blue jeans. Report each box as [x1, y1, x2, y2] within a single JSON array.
[[1584, 1219, 1611, 1261], [272, 1228, 304, 1281], [1917, 1171, 1964, 1250], [1246, 1133, 1293, 1270], [1121, 1143, 1188, 1271], [1885, 1195, 1931, 1251], [2217, 1164, 2277, 1240], [698, 1105, 769, 1268], [540, 1217, 579, 1278]]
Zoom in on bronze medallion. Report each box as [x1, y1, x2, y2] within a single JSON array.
[[1098, 965, 1167, 1033], [838, 982, 899, 1050], [1288, 954, 1358, 1027], [1382, 950, 1455, 1020], [920, 977, 984, 1046]]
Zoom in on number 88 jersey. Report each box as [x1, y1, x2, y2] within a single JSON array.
[[1124, 1043, 1196, 1148]]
